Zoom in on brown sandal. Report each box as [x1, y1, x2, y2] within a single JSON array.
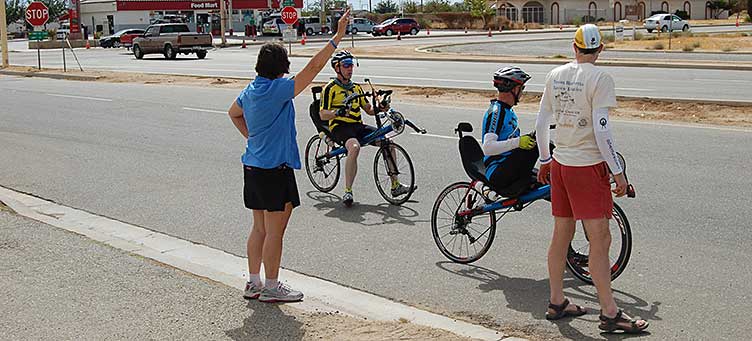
[[598, 309, 649, 333], [545, 299, 587, 320]]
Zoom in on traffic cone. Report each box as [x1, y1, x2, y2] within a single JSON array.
[[488, 28, 492, 37], [397, 31, 401, 40], [85, 40, 90, 49], [559, 24, 563, 30], [301, 32, 307, 45], [241, 39, 246, 48], [464, 27, 468, 34], [427, 27, 430, 35]]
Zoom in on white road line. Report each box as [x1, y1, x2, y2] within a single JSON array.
[[316, 72, 489, 84], [412, 132, 460, 140], [0, 186, 507, 341], [47, 93, 113, 102], [693, 78, 752, 83], [616, 87, 654, 91], [183, 107, 226, 114]]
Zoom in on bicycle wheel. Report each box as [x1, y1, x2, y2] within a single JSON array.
[[566, 203, 633, 284], [431, 182, 496, 264], [373, 142, 415, 205], [304, 135, 340, 193]]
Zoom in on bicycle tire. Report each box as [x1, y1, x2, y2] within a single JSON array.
[[373, 142, 415, 205], [304, 135, 340, 193], [431, 182, 497, 264], [566, 202, 633, 284]]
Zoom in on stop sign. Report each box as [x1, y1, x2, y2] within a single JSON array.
[[280, 6, 298, 25], [25, 2, 50, 27]]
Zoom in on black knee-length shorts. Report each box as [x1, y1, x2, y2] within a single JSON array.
[[243, 165, 300, 212]]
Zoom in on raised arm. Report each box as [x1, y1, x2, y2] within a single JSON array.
[[293, 10, 351, 96]]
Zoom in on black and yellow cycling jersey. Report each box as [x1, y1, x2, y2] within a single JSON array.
[[320, 80, 369, 130]]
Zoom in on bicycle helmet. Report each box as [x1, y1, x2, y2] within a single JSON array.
[[331, 50, 355, 68], [493, 66, 531, 92]]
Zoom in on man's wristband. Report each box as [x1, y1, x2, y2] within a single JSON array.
[[328, 39, 337, 49], [539, 156, 553, 164]]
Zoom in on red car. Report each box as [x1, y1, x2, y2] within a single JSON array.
[[120, 32, 142, 49], [372, 18, 420, 37]]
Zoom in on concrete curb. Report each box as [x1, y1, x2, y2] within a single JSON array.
[[0, 186, 516, 341], [0, 69, 101, 81], [604, 48, 752, 55]]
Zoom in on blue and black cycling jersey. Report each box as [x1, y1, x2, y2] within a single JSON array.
[[481, 100, 520, 179]]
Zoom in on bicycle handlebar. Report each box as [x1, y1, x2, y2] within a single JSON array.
[[405, 120, 426, 134]]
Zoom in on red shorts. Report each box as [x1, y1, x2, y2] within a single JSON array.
[[550, 159, 613, 220]]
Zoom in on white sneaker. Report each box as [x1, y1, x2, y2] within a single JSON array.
[[258, 282, 304, 303], [243, 281, 263, 299]]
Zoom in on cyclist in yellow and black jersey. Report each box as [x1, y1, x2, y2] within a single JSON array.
[[319, 51, 412, 207]]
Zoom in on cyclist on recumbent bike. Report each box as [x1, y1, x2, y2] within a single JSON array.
[[319, 51, 413, 207], [481, 66, 540, 199]]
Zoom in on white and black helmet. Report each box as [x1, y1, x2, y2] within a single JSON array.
[[331, 50, 354, 68], [493, 66, 531, 92]]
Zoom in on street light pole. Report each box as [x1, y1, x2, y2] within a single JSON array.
[[0, 0, 9, 68]]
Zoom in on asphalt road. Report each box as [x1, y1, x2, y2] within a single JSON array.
[[6, 25, 752, 103], [437, 38, 752, 62], [1, 75, 751, 339]]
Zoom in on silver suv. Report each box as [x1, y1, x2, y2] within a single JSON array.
[[301, 16, 332, 35]]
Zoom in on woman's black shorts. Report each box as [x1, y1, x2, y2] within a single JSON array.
[[243, 165, 300, 212]]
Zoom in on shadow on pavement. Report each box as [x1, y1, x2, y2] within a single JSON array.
[[225, 301, 304, 340], [306, 190, 426, 227], [435, 261, 660, 341]]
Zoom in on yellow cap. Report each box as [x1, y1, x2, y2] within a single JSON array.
[[574, 24, 602, 49]]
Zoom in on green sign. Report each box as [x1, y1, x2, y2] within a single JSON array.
[[282, 0, 294, 6], [29, 31, 48, 41]]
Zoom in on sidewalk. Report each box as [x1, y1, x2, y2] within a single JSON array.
[[0, 206, 476, 340]]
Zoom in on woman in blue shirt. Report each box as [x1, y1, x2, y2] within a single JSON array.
[[228, 11, 351, 303]]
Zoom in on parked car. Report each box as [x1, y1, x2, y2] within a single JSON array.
[[132, 23, 213, 60], [372, 18, 420, 36], [262, 17, 290, 36], [99, 28, 145, 48], [346, 18, 374, 35], [644, 14, 690, 33], [120, 32, 142, 49], [300, 16, 332, 35]]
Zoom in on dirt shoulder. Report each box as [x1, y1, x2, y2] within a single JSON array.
[[606, 32, 752, 52], [3, 66, 750, 128]]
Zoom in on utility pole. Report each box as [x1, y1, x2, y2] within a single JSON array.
[[320, 0, 325, 34], [1, 0, 9, 67], [220, 0, 227, 46]]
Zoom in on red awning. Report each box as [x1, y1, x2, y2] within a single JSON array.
[[116, 0, 302, 11]]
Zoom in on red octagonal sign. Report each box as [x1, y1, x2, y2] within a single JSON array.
[[281, 6, 298, 25], [26, 2, 50, 27]]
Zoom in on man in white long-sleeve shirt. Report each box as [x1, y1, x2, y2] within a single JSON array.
[[535, 24, 648, 333]]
